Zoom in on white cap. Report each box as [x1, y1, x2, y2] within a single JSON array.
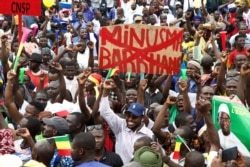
[[175, 1, 182, 6], [218, 103, 230, 118]]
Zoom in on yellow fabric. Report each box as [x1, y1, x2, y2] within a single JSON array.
[[55, 141, 71, 149], [174, 142, 181, 151], [23, 160, 46, 167], [193, 0, 207, 8], [182, 41, 194, 61]]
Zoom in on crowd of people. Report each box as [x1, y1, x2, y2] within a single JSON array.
[[0, 0, 250, 166]]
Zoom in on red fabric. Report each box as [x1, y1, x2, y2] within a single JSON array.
[[0, 129, 15, 155], [26, 70, 49, 88], [103, 123, 114, 152], [228, 48, 247, 66]]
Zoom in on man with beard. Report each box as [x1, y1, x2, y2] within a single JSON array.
[[217, 103, 250, 157], [87, 125, 123, 167], [99, 79, 153, 163]]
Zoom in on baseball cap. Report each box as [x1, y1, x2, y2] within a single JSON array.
[[29, 53, 42, 63], [126, 103, 145, 117], [42, 116, 69, 135]]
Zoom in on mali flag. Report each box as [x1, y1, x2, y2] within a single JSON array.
[[172, 135, 186, 160], [55, 135, 71, 156]]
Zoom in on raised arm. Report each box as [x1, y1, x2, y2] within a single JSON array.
[[216, 54, 227, 95], [77, 69, 92, 123], [237, 63, 250, 106], [152, 96, 176, 144], [49, 62, 67, 103], [4, 70, 23, 124], [100, 79, 125, 134], [84, 41, 94, 69], [178, 79, 192, 113], [185, 12, 196, 36], [153, 74, 168, 92], [137, 79, 147, 105], [196, 99, 220, 152], [162, 75, 173, 99]]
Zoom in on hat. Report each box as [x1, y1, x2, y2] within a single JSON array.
[[29, 53, 42, 63], [42, 116, 69, 135], [218, 103, 230, 118], [134, 15, 142, 21], [163, 5, 169, 9], [175, 1, 182, 6], [228, 3, 236, 9], [187, 60, 201, 69], [134, 146, 164, 167], [192, 15, 202, 21], [127, 103, 145, 117], [88, 73, 102, 86]]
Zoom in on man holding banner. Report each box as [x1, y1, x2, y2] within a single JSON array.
[[217, 103, 250, 157]]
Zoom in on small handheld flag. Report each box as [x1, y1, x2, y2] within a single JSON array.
[[54, 135, 71, 156]]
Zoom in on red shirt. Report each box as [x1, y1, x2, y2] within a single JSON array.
[[228, 48, 247, 66], [26, 69, 49, 88]]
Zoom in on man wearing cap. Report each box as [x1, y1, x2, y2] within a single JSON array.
[[99, 79, 153, 163], [26, 53, 49, 89], [42, 116, 74, 166], [217, 103, 250, 157]]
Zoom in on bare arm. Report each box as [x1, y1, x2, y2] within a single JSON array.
[[152, 96, 175, 144], [185, 13, 196, 36], [87, 41, 94, 69], [154, 74, 168, 93], [5, 71, 23, 124], [237, 63, 250, 105], [77, 71, 92, 123], [216, 55, 227, 95], [162, 75, 173, 99], [197, 99, 220, 151], [178, 79, 192, 113], [137, 79, 147, 105]]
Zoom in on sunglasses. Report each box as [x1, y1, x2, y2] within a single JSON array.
[[86, 124, 103, 131]]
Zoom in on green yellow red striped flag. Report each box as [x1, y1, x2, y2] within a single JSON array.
[[106, 68, 119, 79], [54, 135, 71, 156]]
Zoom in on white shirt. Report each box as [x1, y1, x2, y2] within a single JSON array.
[[19, 100, 29, 115], [92, 19, 101, 36], [99, 96, 154, 163], [229, 33, 250, 49], [218, 129, 250, 157], [64, 32, 72, 46], [89, 33, 97, 57], [64, 76, 78, 99], [76, 48, 90, 70]]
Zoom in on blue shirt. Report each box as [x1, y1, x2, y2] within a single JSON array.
[[50, 150, 74, 167], [76, 161, 110, 167]]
